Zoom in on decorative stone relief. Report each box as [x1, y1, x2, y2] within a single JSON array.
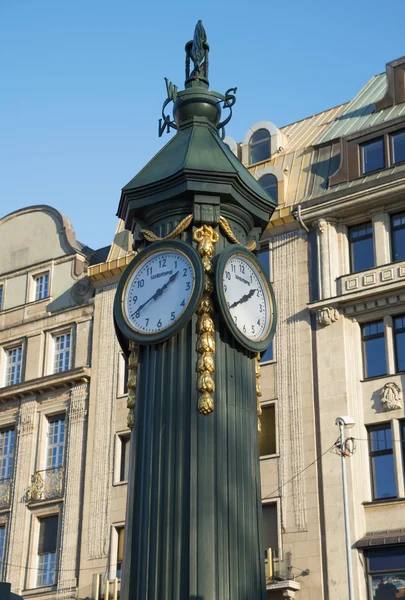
[[18, 396, 36, 436], [316, 306, 339, 327], [381, 382, 402, 411], [71, 277, 95, 305], [312, 218, 327, 233]]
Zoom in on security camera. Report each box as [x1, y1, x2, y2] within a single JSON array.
[[335, 416, 355, 429]]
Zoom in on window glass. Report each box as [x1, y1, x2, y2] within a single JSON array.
[[123, 355, 129, 395], [35, 273, 49, 301], [46, 416, 65, 469], [260, 343, 273, 364], [258, 174, 278, 204], [391, 212, 405, 262], [259, 405, 276, 457], [368, 424, 397, 500], [53, 333, 71, 373], [0, 527, 5, 575], [37, 515, 58, 587], [0, 287, 3, 311], [349, 223, 374, 272], [361, 137, 385, 174], [394, 316, 405, 372], [262, 503, 278, 556], [362, 321, 387, 378], [249, 129, 271, 165], [392, 130, 405, 165], [0, 428, 15, 479], [6, 346, 22, 386], [366, 546, 405, 598], [120, 436, 130, 482], [117, 527, 125, 579]]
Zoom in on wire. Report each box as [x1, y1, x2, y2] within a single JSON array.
[[262, 442, 338, 500]]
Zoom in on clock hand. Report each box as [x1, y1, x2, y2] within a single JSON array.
[[136, 271, 179, 314], [228, 288, 257, 310]]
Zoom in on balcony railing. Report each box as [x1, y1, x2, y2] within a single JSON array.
[[0, 478, 11, 509], [27, 466, 64, 503]]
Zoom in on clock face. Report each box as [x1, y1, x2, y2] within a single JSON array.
[[123, 249, 195, 334], [222, 254, 272, 343]]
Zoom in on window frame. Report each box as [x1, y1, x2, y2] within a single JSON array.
[[361, 137, 386, 175], [368, 423, 397, 501], [361, 320, 387, 379], [393, 315, 405, 373], [262, 499, 282, 561], [258, 173, 278, 204], [0, 285, 3, 312], [35, 514, 59, 588], [0, 524, 6, 577], [259, 401, 278, 459], [114, 430, 131, 485], [348, 222, 374, 274], [52, 330, 72, 374], [0, 427, 15, 480], [4, 344, 23, 387], [391, 211, 405, 263], [109, 523, 125, 580], [364, 545, 405, 600], [390, 129, 405, 166], [34, 272, 50, 302], [249, 128, 271, 165], [45, 414, 66, 470]]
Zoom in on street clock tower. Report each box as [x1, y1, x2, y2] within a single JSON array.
[[114, 21, 277, 599]]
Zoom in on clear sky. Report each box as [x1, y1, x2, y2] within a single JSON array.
[[1, 0, 405, 251]]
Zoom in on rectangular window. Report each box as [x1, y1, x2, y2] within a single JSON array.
[[391, 212, 405, 262], [362, 321, 387, 378], [46, 416, 65, 469], [349, 222, 374, 273], [5, 346, 22, 386], [37, 515, 58, 587], [0, 287, 3, 311], [260, 343, 273, 364], [259, 405, 276, 457], [0, 428, 15, 479], [35, 273, 49, 301], [116, 527, 125, 579], [394, 316, 405, 373], [365, 546, 405, 599], [123, 355, 128, 395], [0, 526, 4, 576], [361, 137, 385, 174], [258, 249, 271, 281], [368, 424, 397, 500], [53, 332, 71, 374], [262, 503, 278, 558], [391, 130, 405, 165], [120, 435, 130, 482]]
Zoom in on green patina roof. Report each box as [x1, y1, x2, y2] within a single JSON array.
[[122, 120, 274, 204]]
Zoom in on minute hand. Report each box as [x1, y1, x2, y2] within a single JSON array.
[[228, 288, 257, 310], [137, 271, 179, 313]]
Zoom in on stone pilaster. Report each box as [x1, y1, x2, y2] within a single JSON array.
[[273, 232, 307, 531], [57, 384, 88, 598], [5, 396, 37, 593]]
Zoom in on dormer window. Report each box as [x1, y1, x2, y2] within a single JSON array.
[[361, 137, 385, 174], [249, 129, 271, 165], [258, 174, 278, 204]]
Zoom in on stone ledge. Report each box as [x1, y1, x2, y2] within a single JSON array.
[[0, 367, 90, 402], [266, 579, 301, 598]]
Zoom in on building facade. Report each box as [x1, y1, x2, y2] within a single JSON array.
[[2, 55, 405, 600]]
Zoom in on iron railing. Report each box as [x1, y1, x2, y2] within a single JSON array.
[[27, 466, 64, 503], [0, 477, 11, 509]]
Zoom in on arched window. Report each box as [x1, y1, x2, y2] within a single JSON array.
[[259, 174, 278, 204], [249, 129, 271, 164]]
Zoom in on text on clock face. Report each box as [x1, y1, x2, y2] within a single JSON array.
[[124, 251, 195, 333], [222, 256, 271, 341]]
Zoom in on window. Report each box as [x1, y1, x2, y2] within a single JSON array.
[[116, 527, 125, 579], [53, 332, 71, 373], [35, 273, 49, 301], [249, 129, 271, 165], [259, 404, 276, 457], [0, 527, 5, 576], [37, 515, 58, 587], [391, 212, 405, 262], [120, 435, 130, 482], [0, 428, 15, 479], [368, 424, 396, 500], [260, 344, 273, 364], [394, 316, 405, 373], [349, 222, 374, 273], [391, 130, 405, 165], [262, 503, 278, 558], [362, 321, 387, 378], [365, 546, 405, 598], [258, 174, 278, 204], [46, 416, 65, 469], [0, 287, 3, 311], [361, 137, 385, 174], [5, 346, 22, 386], [123, 355, 128, 395]]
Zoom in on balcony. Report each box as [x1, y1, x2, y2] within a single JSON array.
[[265, 550, 304, 598], [0, 478, 11, 509], [27, 466, 64, 503], [338, 259, 405, 297]]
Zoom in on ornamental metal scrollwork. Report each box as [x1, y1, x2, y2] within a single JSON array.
[[194, 225, 219, 414]]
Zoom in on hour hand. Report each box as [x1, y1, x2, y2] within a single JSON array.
[[229, 288, 256, 309], [153, 271, 179, 300]]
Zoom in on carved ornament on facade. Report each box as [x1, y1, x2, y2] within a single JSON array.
[[312, 218, 327, 233], [71, 277, 95, 305], [381, 382, 402, 411], [316, 306, 340, 327], [18, 396, 36, 436]]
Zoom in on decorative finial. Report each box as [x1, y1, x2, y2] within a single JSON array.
[[185, 20, 209, 86]]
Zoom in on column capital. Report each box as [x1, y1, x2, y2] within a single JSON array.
[[18, 396, 37, 436], [312, 218, 328, 233]]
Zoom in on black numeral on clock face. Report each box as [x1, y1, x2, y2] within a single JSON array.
[[180, 299, 185, 307]]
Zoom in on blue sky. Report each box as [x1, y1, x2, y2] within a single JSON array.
[[1, 0, 405, 250]]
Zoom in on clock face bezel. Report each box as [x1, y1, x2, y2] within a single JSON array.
[[215, 245, 277, 352], [114, 239, 204, 345]]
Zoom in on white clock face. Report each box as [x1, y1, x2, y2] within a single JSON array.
[[123, 249, 195, 334], [222, 254, 271, 341]]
